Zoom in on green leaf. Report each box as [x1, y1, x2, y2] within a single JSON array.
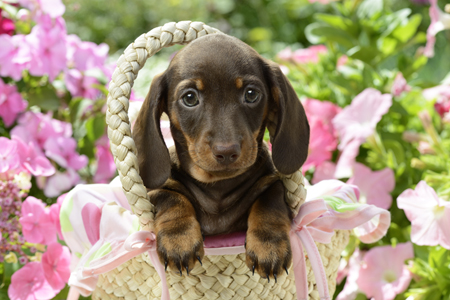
[[356, 0, 383, 19], [392, 14, 422, 43], [377, 36, 398, 55], [27, 85, 60, 111], [347, 46, 380, 64], [305, 23, 356, 48], [86, 115, 106, 142], [314, 13, 354, 32]]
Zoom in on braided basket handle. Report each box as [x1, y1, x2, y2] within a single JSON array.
[[106, 21, 306, 231]]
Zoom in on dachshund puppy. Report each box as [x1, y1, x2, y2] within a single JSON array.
[[133, 33, 309, 280]]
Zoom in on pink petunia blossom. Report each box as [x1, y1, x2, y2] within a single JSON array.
[[292, 45, 327, 64], [277, 47, 293, 61], [397, 181, 450, 249], [357, 242, 414, 300], [93, 136, 116, 183], [0, 10, 15, 35], [0, 78, 28, 127], [337, 55, 348, 68], [19, 196, 57, 245], [26, 15, 66, 81], [302, 99, 340, 171], [161, 120, 174, 148], [347, 163, 395, 209], [44, 168, 81, 197], [15, 137, 55, 177], [0, 137, 20, 173], [333, 88, 392, 149], [41, 243, 71, 290], [312, 161, 336, 184], [336, 249, 365, 300], [49, 193, 66, 240], [11, 111, 72, 148], [332, 88, 392, 177], [334, 138, 362, 178], [64, 69, 100, 99], [303, 118, 337, 171], [423, 85, 450, 118], [43, 136, 88, 170], [66, 34, 109, 71], [0, 34, 31, 81], [424, 0, 450, 58], [18, 0, 65, 18], [8, 262, 57, 300], [391, 72, 411, 97]]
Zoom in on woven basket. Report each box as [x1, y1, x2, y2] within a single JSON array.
[[102, 21, 349, 300]]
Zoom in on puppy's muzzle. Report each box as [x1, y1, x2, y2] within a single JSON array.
[[212, 143, 241, 165]]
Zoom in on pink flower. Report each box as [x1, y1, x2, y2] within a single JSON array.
[[49, 194, 66, 240], [0, 78, 28, 126], [8, 262, 57, 300], [11, 111, 72, 148], [0, 34, 31, 80], [64, 69, 100, 99], [356, 242, 414, 300], [391, 72, 411, 97], [333, 88, 392, 149], [302, 99, 340, 171], [26, 16, 67, 81], [93, 136, 116, 183], [312, 161, 336, 184], [43, 136, 88, 170], [277, 47, 293, 61], [292, 45, 327, 64], [336, 249, 364, 300], [397, 181, 450, 249], [303, 118, 337, 171], [19, 196, 56, 245], [334, 138, 362, 178], [337, 55, 348, 68], [44, 169, 81, 197], [15, 138, 55, 177], [302, 98, 341, 128], [39, 0, 65, 18], [347, 163, 395, 209], [424, 0, 450, 57], [0, 10, 15, 35], [18, 0, 65, 17], [332, 88, 392, 177], [41, 243, 71, 290], [66, 34, 109, 71], [161, 120, 174, 148], [0, 137, 20, 173], [423, 85, 450, 117]]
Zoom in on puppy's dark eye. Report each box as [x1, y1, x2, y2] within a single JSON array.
[[244, 89, 260, 103], [182, 92, 199, 107]]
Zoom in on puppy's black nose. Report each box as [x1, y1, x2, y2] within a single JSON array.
[[212, 143, 240, 164]]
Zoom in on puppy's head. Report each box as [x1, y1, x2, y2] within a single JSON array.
[[133, 34, 309, 189]]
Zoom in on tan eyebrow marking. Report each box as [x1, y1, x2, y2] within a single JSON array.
[[194, 79, 204, 91], [235, 77, 243, 89]]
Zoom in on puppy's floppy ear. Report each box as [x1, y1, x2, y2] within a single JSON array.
[[133, 73, 171, 189], [264, 61, 310, 175]]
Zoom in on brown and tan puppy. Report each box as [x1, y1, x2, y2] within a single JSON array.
[[133, 33, 310, 281]]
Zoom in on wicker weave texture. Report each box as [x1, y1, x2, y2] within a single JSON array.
[[93, 230, 349, 300]]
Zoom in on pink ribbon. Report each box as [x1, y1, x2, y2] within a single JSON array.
[[290, 199, 333, 300]]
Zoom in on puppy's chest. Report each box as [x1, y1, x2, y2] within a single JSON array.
[[173, 168, 278, 236]]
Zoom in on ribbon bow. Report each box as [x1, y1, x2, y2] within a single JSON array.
[[290, 199, 334, 300]]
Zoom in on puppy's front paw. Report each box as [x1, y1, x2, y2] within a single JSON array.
[[155, 217, 204, 275], [245, 227, 292, 282]]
